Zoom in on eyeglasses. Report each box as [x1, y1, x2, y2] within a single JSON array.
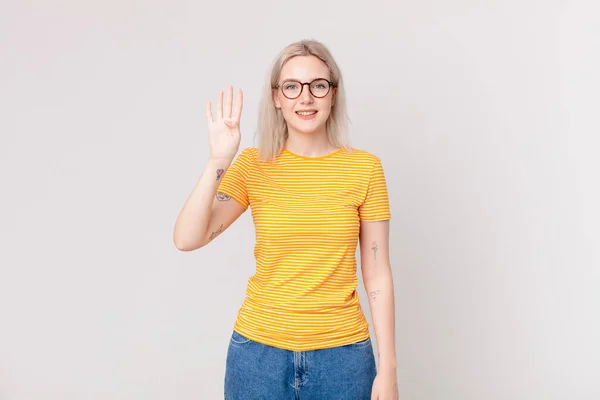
[[273, 78, 337, 99]]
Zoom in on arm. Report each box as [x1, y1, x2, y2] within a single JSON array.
[[173, 156, 243, 251], [174, 86, 246, 251], [359, 219, 397, 370]]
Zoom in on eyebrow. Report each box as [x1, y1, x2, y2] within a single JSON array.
[[280, 77, 329, 82]]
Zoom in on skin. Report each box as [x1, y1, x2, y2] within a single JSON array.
[[273, 55, 339, 157], [360, 221, 399, 399], [208, 223, 223, 242], [173, 86, 244, 251]]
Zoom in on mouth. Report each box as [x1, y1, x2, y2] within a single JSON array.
[[295, 110, 318, 120]]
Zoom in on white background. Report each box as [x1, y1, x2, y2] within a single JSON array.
[[1, 0, 599, 399]]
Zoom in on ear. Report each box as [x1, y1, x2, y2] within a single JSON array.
[[272, 89, 281, 109], [331, 87, 337, 107]]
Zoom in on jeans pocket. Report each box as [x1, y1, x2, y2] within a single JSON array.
[[347, 337, 371, 349], [230, 330, 252, 346]]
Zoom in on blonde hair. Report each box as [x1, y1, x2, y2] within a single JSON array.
[[255, 39, 352, 162]]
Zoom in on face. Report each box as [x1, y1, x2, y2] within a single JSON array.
[[273, 55, 336, 137]]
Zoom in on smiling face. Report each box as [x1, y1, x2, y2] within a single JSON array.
[[273, 55, 336, 137]]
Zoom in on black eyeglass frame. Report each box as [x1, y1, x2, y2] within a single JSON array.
[[273, 78, 338, 99]]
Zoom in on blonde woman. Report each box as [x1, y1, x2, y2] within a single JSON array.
[[174, 39, 399, 400]]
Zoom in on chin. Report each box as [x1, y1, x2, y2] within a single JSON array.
[[291, 125, 326, 135], [287, 117, 329, 135]]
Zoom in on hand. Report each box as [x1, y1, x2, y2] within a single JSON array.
[[371, 368, 399, 400], [206, 86, 243, 162]]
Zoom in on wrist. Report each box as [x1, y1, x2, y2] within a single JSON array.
[[379, 364, 397, 370], [208, 156, 233, 166], [378, 358, 397, 370]]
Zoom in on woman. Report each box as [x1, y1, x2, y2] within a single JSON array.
[[174, 39, 399, 400]]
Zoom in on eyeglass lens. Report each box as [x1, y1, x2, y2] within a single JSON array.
[[281, 79, 330, 99]]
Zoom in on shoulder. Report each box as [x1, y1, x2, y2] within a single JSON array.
[[343, 147, 384, 165], [239, 146, 258, 155], [236, 146, 259, 162]]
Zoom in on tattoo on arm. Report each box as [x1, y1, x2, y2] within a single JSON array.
[[216, 191, 231, 201], [370, 289, 380, 302], [216, 169, 224, 181], [208, 224, 223, 241], [371, 241, 378, 261]]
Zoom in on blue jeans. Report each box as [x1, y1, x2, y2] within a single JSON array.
[[224, 330, 377, 400]]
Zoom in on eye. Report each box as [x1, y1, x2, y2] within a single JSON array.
[[285, 83, 298, 90]]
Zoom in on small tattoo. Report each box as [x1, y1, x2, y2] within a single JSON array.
[[370, 289, 380, 302], [216, 169, 224, 181], [216, 191, 231, 201], [208, 224, 223, 241], [371, 241, 378, 261]]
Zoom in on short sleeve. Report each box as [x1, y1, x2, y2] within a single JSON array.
[[358, 157, 392, 221], [217, 147, 252, 210]]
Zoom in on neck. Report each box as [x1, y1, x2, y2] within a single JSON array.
[[285, 127, 337, 157]]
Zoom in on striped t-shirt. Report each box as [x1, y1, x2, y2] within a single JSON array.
[[217, 146, 391, 351]]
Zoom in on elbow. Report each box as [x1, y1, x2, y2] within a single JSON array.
[[173, 233, 206, 252], [174, 240, 191, 251], [362, 264, 394, 285]]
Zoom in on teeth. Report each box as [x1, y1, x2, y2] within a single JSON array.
[[297, 111, 316, 116]]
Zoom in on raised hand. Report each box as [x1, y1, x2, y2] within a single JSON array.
[[206, 86, 243, 162]]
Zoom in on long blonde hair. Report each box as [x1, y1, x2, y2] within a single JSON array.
[[255, 39, 352, 162]]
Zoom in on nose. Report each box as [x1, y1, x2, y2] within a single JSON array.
[[299, 83, 314, 103]]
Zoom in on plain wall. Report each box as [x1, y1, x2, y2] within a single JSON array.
[[1, 0, 598, 399]]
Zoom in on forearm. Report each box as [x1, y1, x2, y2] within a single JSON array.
[[173, 157, 232, 250], [364, 267, 397, 369]]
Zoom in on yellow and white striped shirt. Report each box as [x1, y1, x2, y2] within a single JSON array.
[[217, 146, 391, 351]]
